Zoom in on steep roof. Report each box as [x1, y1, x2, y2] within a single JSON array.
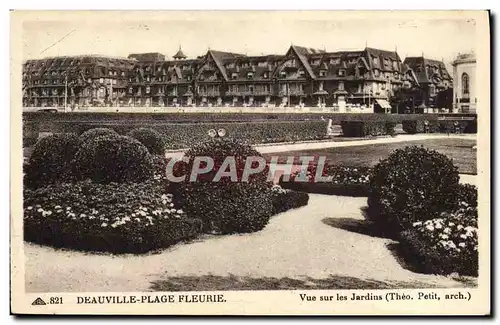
[[403, 56, 452, 83]]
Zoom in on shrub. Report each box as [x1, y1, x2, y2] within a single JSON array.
[[23, 180, 202, 254], [127, 127, 166, 155], [73, 135, 154, 184], [385, 122, 397, 136], [78, 127, 119, 144], [456, 184, 478, 209], [402, 120, 472, 134], [56, 121, 328, 149], [171, 138, 274, 234], [270, 185, 309, 214], [399, 206, 478, 276], [368, 146, 460, 236], [340, 121, 388, 137], [24, 133, 80, 189]]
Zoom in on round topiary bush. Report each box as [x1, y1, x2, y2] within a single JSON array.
[[368, 145, 460, 236], [78, 128, 119, 144], [73, 135, 154, 184], [24, 133, 80, 189], [171, 138, 274, 234], [127, 127, 166, 155]]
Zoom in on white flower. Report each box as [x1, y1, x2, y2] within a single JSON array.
[[170, 209, 176, 214], [66, 207, 71, 210], [457, 225, 464, 230], [111, 223, 117, 228], [169, 203, 174, 207], [426, 225, 435, 231], [162, 200, 167, 205], [80, 214, 86, 218], [54, 205, 61, 209], [458, 242, 466, 248], [448, 222, 455, 227], [443, 227, 451, 234], [177, 209, 184, 214], [139, 211, 147, 217], [460, 234, 467, 239], [37, 208, 43, 213], [440, 234, 449, 240], [27, 206, 33, 210], [101, 222, 108, 227], [435, 223, 443, 229], [135, 218, 141, 222], [413, 221, 422, 227]]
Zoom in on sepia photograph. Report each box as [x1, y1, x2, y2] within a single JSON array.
[[10, 10, 491, 315]]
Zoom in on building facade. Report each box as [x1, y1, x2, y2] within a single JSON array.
[[452, 52, 476, 113], [402, 56, 454, 113], [22, 45, 453, 113]]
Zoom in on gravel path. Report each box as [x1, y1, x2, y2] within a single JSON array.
[[25, 194, 465, 293]]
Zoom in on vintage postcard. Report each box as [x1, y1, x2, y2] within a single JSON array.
[[10, 10, 490, 315]]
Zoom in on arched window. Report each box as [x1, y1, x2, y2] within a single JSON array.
[[462, 73, 470, 95]]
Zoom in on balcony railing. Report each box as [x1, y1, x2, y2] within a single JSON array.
[[226, 90, 273, 96], [197, 90, 221, 97]]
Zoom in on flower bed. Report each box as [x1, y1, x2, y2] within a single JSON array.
[[280, 164, 371, 197], [399, 203, 478, 276], [23, 181, 202, 254]]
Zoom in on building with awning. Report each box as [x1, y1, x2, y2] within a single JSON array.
[[375, 99, 392, 113]]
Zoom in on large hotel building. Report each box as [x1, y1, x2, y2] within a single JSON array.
[[22, 45, 454, 113]]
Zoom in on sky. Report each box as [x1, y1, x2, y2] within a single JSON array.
[[19, 11, 478, 71]]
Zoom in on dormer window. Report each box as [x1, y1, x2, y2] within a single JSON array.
[[372, 57, 379, 65], [263, 72, 269, 79], [231, 72, 238, 80], [311, 59, 321, 65], [338, 69, 346, 77], [109, 71, 113, 76], [247, 72, 254, 79], [121, 71, 126, 77], [298, 70, 305, 77], [280, 71, 286, 78], [146, 86, 151, 94], [392, 61, 398, 70], [187, 76, 192, 81], [373, 69, 380, 77], [257, 61, 268, 67]]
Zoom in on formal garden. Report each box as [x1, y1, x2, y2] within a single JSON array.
[[22, 122, 479, 291]]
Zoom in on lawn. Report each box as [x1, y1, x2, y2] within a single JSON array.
[[263, 138, 477, 175]]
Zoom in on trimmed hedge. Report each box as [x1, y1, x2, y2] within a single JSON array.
[[271, 186, 310, 214], [340, 121, 395, 137], [25, 111, 476, 124], [73, 135, 154, 184], [23, 180, 202, 254], [55, 120, 329, 149], [127, 127, 166, 155], [402, 120, 474, 134], [24, 133, 80, 189]]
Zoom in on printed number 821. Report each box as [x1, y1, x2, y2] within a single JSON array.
[[49, 297, 63, 304]]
